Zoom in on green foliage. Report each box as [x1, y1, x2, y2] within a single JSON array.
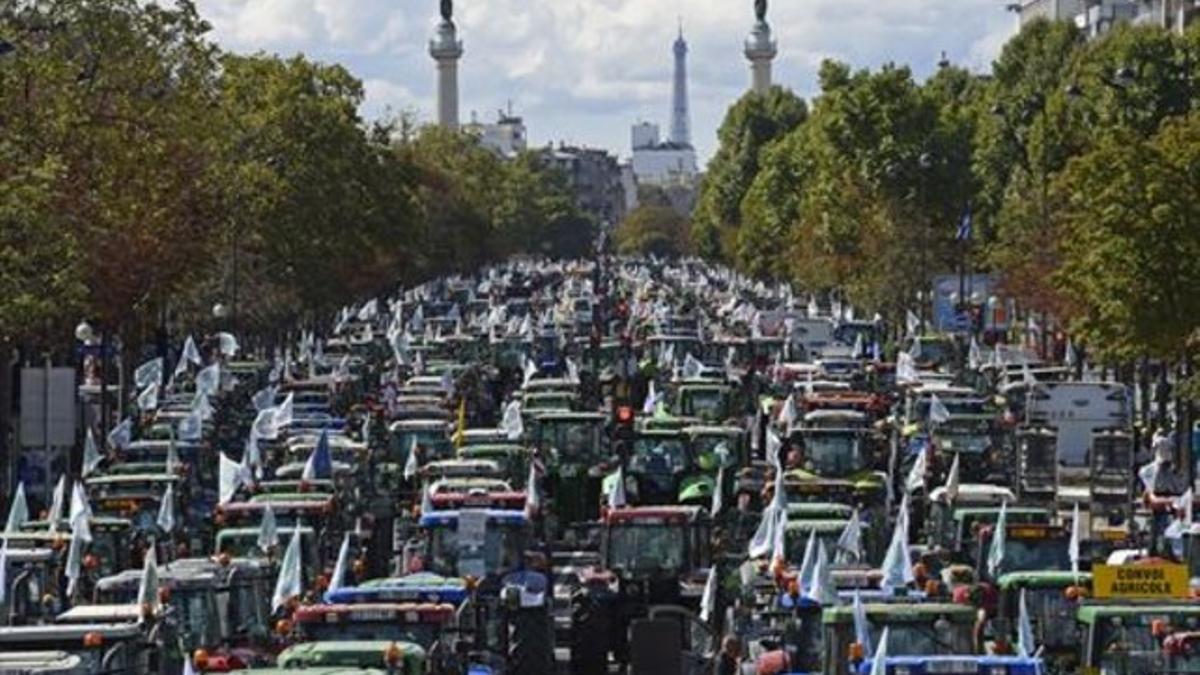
[[0, 0, 585, 349], [691, 86, 807, 263], [615, 206, 691, 258], [1055, 115, 1200, 363]]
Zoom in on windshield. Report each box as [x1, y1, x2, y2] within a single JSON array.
[[785, 528, 842, 562], [868, 618, 974, 656], [682, 389, 725, 420], [692, 437, 736, 472], [225, 577, 269, 641], [912, 339, 956, 368], [803, 432, 865, 476], [427, 523, 525, 578], [540, 421, 601, 464], [939, 424, 993, 454], [606, 524, 685, 574], [1093, 614, 1200, 670], [303, 619, 438, 648], [631, 439, 688, 475], [1022, 587, 1082, 649], [174, 588, 223, 650], [994, 537, 1070, 574], [396, 431, 453, 462]]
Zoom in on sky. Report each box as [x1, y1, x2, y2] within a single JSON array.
[[194, 0, 1017, 166]]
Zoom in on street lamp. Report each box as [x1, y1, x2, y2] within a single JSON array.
[[74, 320, 95, 344], [212, 303, 228, 320]]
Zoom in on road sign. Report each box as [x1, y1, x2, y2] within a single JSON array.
[[1092, 563, 1189, 600], [20, 367, 77, 448]]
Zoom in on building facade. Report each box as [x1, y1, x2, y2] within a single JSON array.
[[1012, 0, 1199, 36], [537, 145, 628, 227], [464, 109, 527, 158]]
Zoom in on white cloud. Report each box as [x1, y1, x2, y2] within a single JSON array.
[[195, 0, 1018, 165]]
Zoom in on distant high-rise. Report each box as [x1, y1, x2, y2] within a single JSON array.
[[669, 26, 691, 148]]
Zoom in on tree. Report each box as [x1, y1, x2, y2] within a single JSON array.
[[691, 86, 807, 262], [615, 206, 691, 258], [1055, 114, 1200, 364]]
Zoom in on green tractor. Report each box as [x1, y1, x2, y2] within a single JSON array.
[[529, 411, 608, 541], [996, 571, 1093, 673]]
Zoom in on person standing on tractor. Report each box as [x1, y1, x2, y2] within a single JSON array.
[[714, 634, 741, 675]]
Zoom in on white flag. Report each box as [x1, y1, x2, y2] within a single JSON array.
[[968, 337, 982, 371], [83, 428, 104, 477], [4, 482, 28, 533], [524, 461, 540, 515], [1138, 459, 1162, 493], [274, 393, 294, 429], [522, 357, 538, 388], [607, 466, 627, 509], [156, 484, 175, 533], [1065, 339, 1078, 369], [195, 362, 220, 397], [987, 500, 1008, 579], [107, 418, 133, 451], [896, 351, 918, 385], [905, 443, 928, 494], [642, 381, 659, 415], [869, 627, 890, 675], [69, 480, 91, 530], [219, 452, 242, 505], [711, 462, 725, 516], [258, 503, 279, 552], [252, 386, 277, 413], [807, 541, 839, 605], [766, 428, 782, 470], [682, 352, 703, 379], [135, 357, 163, 390], [500, 400, 523, 441], [403, 437, 419, 482], [253, 408, 280, 441], [853, 590, 872, 655], [137, 383, 159, 411], [271, 523, 303, 613], [47, 476, 66, 533], [566, 358, 580, 384], [327, 533, 351, 595], [749, 469, 785, 558], [797, 529, 817, 592], [699, 565, 718, 624], [1017, 588, 1035, 658], [420, 483, 434, 515], [905, 310, 920, 337], [928, 394, 950, 426], [778, 394, 798, 435], [216, 332, 239, 358], [835, 509, 864, 565], [137, 544, 162, 616], [177, 410, 203, 442], [943, 453, 961, 503], [880, 495, 914, 591], [178, 335, 202, 373]]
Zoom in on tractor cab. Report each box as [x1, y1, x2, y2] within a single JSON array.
[[601, 506, 710, 604], [1077, 603, 1200, 675], [0, 547, 59, 626], [996, 571, 1092, 672], [824, 602, 1041, 675], [974, 521, 1071, 581]]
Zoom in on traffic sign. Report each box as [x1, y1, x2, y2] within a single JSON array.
[[1092, 563, 1189, 600]]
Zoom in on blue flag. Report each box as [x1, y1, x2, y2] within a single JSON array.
[[956, 208, 973, 241], [310, 429, 333, 479]]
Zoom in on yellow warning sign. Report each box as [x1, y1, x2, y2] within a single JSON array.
[[1092, 564, 1189, 600]]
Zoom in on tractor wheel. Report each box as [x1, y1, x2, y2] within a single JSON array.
[[509, 606, 555, 675], [570, 592, 609, 675]]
